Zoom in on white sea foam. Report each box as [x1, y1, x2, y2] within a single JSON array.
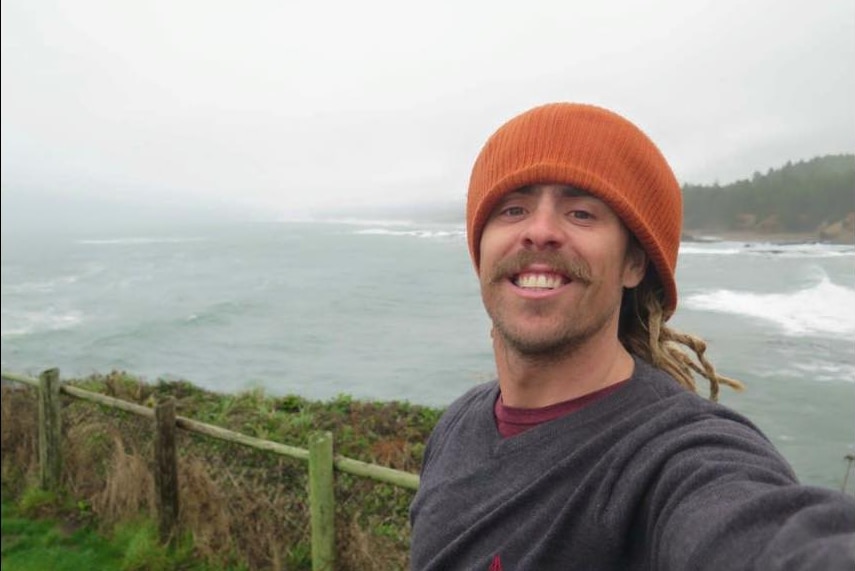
[[3, 274, 81, 295], [789, 361, 855, 383], [757, 359, 855, 384], [354, 228, 465, 239], [679, 245, 743, 256], [680, 241, 854, 258], [1, 309, 83, 338], [287, 216, 417, 227], [740, 242, 854, 258], [77, 237, 204, 245], [684, 276, 855, 336]]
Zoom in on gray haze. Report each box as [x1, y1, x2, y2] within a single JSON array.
[[2, 0, 854, 229]]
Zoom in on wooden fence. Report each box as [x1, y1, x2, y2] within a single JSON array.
[[1, 369, 420, 571]]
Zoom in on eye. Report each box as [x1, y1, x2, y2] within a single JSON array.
[[569, 210, 593, 221], [501, 205, 526, 218]]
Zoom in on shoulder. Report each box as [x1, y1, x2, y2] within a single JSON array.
[[629, 356, 706, 402], [420, 381, 497, 468], [619, 358, 790, 476], [446, 380, 497, 412], [630, 357, 766, 432], [434, 380, 497, 434]]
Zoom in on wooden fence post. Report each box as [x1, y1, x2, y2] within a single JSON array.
[[309, 431, 335, 571], [154, 398, 179, 545], [38, 368, 62, 492]]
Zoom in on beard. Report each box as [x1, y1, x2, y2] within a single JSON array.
[[481, 251, 621, 361], [487, 300, 618, 361]]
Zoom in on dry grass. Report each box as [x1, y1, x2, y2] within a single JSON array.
[[0, 376, 436, 570], [92, 433, 156, 526], [1, 385, 39, 493]]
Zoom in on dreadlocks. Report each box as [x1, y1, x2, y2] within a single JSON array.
[[619, 268, 745, 401]]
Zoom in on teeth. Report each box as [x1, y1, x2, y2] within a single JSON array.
[[516, 273, 564, 289]]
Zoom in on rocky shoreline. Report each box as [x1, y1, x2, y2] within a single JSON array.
[[682, 229, 854, 245]]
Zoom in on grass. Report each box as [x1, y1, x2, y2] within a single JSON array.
[[2, 498, 120, 570], [2, 497, 159, 570], [1, 372, 445, 570], [1, 487, 237, 571]]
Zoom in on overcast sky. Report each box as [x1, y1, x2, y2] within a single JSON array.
[[2, 0, 853, 223]]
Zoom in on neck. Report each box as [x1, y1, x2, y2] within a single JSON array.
[[493, 328, 636, 408]]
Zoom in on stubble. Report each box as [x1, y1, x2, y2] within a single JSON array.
[[482, 251, 619, 361]]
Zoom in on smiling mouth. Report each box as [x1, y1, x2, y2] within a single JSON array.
[[512, 272, 570, 290]]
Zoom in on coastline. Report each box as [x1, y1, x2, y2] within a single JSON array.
[[682, 229, 854, 245]]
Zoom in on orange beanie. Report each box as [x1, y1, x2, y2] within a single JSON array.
[[466, 103, 683, 317]]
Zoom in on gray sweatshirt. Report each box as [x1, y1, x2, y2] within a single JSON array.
[[410, 359, 855, 570]]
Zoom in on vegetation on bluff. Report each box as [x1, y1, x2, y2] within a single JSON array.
[[682, 154, 854, 241], [1, 372, 442, 570]]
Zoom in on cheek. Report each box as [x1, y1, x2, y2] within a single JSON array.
[[477, 264, 491, 287], [477, 244, 494, 284], [478, 229, 502, 268]]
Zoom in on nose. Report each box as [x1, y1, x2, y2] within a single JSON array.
[[521, 204, 565, 251]]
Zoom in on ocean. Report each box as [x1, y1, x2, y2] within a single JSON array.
[[2, 219, 854, 490]]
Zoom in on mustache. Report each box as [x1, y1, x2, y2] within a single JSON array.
[[488, 251, 592, 285]]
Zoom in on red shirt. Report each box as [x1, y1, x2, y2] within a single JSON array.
[[494, 379, 630, 438]]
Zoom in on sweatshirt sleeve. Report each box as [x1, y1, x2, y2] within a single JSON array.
[[643, 416, 855, 570]]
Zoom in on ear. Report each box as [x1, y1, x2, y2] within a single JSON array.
[[622, 240, 647, 289]]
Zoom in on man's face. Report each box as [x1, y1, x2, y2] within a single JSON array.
[[478, 184, 645, 358]]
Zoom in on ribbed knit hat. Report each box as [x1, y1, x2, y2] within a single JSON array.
[[466, 102, 683, 317]]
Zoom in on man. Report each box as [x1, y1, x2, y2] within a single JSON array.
[[409, 103, 855, 570]]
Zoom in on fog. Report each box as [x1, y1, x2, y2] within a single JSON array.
[[2, 0, 853, 230]]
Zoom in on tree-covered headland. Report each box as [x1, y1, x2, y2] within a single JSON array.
[[682, 154, 854, 243]]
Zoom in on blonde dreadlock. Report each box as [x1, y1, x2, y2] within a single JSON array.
[[620, 269, 745, 401]]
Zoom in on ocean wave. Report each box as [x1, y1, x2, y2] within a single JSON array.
[[286, 217, 417, 227], [789, 361, 855, 383], [754, 359, 855, 384], [354, 228, 465, 239], [76, 237, 205, 246], [181, 300, 251, 327], [679, 245, 743, 256], [684, 276, 855, 336], [2, 274, 82, 295], [680, 241, 854, 258], [1, 309, 83, 338]]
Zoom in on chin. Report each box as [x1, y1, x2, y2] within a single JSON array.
[[499, 328, 582, 356]]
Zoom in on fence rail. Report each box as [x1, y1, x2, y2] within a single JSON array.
[[2, 368, 420, 571]]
